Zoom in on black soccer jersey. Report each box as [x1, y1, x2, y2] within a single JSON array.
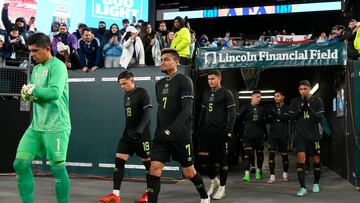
[[155, 72, 194, 140], [201, 87, 236, 132], [238, 104, 267, 138], [124, 87, 152, 135], [268, 103, 290, 139], [289, 96, 324, 141]]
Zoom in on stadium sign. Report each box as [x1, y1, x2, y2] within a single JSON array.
[[196, 42, 347, 69]]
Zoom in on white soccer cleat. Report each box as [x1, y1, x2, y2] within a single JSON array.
[[283, 172, 289, 182], [212, 186, 225, 200], [268, 174, 276, 184], [207, 177, 220, 196], [200, 196, 211, 203]]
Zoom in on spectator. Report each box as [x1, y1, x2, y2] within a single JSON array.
[[1, 2, 29, 39], [158, 21, 168, 48], [120, 19, 130, 35], [119, 26, 145, 69], [337, 25, 346, 41], [55, 42, 81, 70], [317, 32, 329, 43], [0, 34, 6, 63], [137, 19, 144, 27], [190, 30, 196, 59], [49, 22, 59, 43], [27, 16, 36, 33], [73, 23, 88, 40], [95, 21, 107, 48], [269, 36, 278, 45], [51, 23, 78, 54], [77, 28, 102, 72], [211, 38, 229, 48], [103, 23, 122, 68], [224, 31, 231, 44], [258, 33, 267, 45], [140, 23, 157, 66], [170, 16, 191, 65], [197, 34, 210, 47], [344, 19, 360, 60], [3, 25, 27, 66], [164, 31, 174, 48], [328, 32, 339, 43]]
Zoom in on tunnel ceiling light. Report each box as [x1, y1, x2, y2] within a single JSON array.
[[239, 90, 275, 94], [238, 96, 274, 99], [310, 83, 319, 95]]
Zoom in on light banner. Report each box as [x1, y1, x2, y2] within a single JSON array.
[[195, 42, 347, 70], [36, 0, 149, 33], [163, 1, 341, 20]]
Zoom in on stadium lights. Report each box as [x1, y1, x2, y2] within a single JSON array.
[[238, 96, 274, 99], [310, 83, 319, 95], [238, 90, 275, 94]]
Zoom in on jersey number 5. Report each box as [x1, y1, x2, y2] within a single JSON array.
[[208, 103, 213, 112]]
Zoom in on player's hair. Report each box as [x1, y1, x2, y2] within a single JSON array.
[[161, 48, 179, 61], [118, 71, 134, 81], [298, 80, 311, 87], [251, 90, 262, 95], [82, 27, 92, 33], [27, 32, 51, 48], [274, 90, 285, 96], [207, 70, 221, 77]]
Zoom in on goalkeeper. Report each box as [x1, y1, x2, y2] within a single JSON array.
[[15, 32, 71, 203]]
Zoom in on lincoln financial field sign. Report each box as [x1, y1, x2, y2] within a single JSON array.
[[196, 42, 347, 69]]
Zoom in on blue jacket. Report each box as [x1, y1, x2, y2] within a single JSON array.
[[103, 36, 122, 57], [77, 37, 102, 67]]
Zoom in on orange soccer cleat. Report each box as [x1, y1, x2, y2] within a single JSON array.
[[136, 192, 148, 203], [98, 193, 121, 203]]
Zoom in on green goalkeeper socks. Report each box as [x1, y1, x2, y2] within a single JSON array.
[[50, 161, 70, 203], [13, 159, 35, 203]]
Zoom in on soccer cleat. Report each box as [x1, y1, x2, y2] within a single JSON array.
[[267, 175, 275, 184], [312, 184, 320, 193], [212, 186, 225, 200], [255, 169, 263, 180], [297, 188, 307, 197], [98, 193, 121, 203], [207, 178, 220, 196], [283, 172, 289, 182], [200, 196, 211, 203], [136, 192, 148, 202], [243, 174, 250, 182]]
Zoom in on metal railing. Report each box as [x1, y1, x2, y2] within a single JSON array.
[[0, 55, 31, 97]]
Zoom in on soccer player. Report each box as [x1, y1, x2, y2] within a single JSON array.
[[15, 32, 71, 203], [197, 70, 236, 199], [99, 71, 152, 203], [289, 80, 324, 196], [238, 90, 267, 182], [146, 48, 210, 203], [267, 91, 290, 184]]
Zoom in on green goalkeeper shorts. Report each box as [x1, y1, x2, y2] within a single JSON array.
[[16, 128, 71, 161]]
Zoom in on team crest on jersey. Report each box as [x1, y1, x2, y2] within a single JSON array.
[[126, 97, 131, 106], [165, 84, 169, 88], [42, 70, 48, 77]]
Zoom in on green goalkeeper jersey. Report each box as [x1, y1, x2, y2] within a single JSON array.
[[29, 57, 71, 132]]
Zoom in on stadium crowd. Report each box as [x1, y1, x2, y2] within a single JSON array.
[[0, 2, 359, 72]]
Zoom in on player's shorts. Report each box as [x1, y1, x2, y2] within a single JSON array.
[[295, 137, 321, 156], [243, 136, 264, 150], [117, 136, 151, 159], [151, 138, 194, 167], [16, 128, 70, 161], [268, 137, 289, 152], [198, 135, 227, 162]]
